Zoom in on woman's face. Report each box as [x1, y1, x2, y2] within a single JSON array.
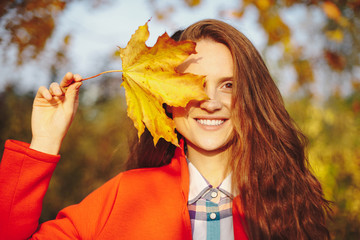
[[173, 39, 234, 153]]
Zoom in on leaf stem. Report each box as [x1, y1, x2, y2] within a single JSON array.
[[81, 70, 123, 81]]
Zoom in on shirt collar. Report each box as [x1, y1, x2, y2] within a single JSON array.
[[187, 161, 233, 203]]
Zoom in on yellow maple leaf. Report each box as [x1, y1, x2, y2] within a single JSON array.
[[120, 23, 207, 145], [81, 22, 207, 145], [119, 22, 206, 146]]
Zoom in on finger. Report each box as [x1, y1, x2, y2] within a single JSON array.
[[60, 72, 83, 92], [64, 81, 82, 113], [36, 86, 52, 100], [60, 72, 75, 90], [65, 81, 82, 96], [73, 74, 82, 82], [49, 82, 63, 96]]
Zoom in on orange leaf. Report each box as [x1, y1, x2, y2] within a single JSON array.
[[324, 50, 346, 71], [261, 14, 290, 45], [322, 1, 341, 21], [185, 0, 201, 7], [119, 22, 207, 146]]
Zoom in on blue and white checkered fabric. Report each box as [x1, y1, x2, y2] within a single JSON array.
[[188, 162, 234, 240]]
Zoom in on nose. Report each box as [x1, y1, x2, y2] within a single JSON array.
[[199, 83, 222, 112], [199, 99, 222, 112]]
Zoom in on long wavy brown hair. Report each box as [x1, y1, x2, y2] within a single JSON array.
[[126, 19, 331, 240]]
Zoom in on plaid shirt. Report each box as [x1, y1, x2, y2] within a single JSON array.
[[188, 162, 234, 240]]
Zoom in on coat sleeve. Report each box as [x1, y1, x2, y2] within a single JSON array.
[[0, 140, 124, 240], [32, 172, 123, 240], [0, 140, 60, 240]]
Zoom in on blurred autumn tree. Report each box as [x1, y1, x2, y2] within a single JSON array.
[[1, 0, 360, 239], [0, 0, 109, 65], [0, 0, 66, 65]]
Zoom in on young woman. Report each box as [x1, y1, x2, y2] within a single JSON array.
[[0, 19, 330, 239]]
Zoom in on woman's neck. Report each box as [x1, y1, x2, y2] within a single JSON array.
[[186, 143, 230, 187]]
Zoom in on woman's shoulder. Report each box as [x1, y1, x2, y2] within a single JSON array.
[[100, 149, 187, 199], [89, 161, 184, 209]]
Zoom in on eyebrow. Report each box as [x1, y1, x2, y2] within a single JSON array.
[[203, 76, 234, 86], [219, 77, 234, 82]]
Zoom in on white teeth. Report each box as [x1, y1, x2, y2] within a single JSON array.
[[197, 119, 224, 126]]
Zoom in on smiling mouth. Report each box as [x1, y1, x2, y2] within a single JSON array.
[[196, 119, 225, 126]]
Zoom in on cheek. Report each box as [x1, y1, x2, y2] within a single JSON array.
[[173, 118, 190, 139], [172, 100, 197, 120], [172, 107, 188, 132], [220, 93, 232, 109], [225, 98, 232, 108], [172, 107, 187, 118]]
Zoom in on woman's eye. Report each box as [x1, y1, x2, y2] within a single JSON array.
[[223, 82, 233, 89]]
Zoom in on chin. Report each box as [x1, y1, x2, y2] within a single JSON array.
[[191, 138, 231, 153]]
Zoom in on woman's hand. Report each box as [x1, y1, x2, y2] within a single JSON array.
[[29, 72, 83, 155]]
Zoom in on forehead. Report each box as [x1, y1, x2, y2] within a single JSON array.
[[177, 39, 234, 78]]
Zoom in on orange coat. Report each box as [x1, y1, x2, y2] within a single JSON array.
[[0, 140, 248, 240]]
